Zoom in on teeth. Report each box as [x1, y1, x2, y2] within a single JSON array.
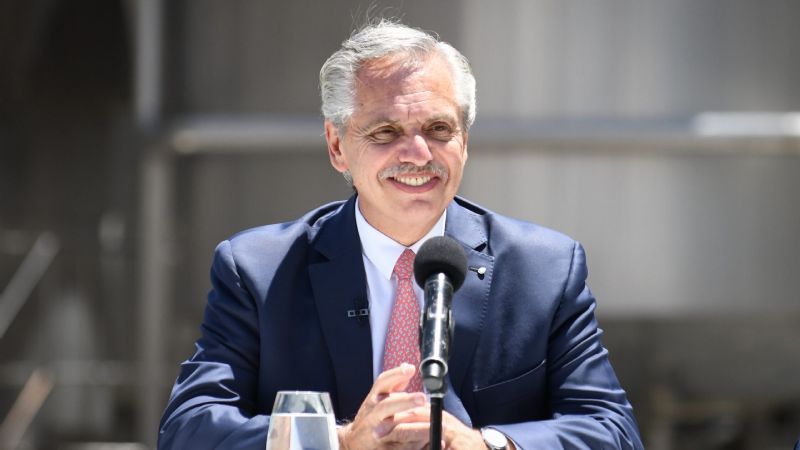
[[395, 176, 431, 186]]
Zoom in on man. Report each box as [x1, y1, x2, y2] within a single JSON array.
[[159, 20, 643, 449]]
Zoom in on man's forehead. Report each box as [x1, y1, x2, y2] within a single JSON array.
[[357, 51, 428, 80], [351, 54, 459, 120], [356, 53, 454, 91]]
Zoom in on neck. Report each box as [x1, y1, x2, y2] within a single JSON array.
[[375, 217, 438, 247], [388, 227, 432, 247], [355, 201, 444, 247]]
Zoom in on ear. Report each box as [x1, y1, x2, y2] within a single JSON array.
[[325, 121, 348, 173], [462, 131, 469, 162]]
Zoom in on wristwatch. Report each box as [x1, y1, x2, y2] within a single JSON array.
[[481, 427, 509, 450]]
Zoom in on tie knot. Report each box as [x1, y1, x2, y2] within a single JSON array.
[[393, 249, 416, 281]]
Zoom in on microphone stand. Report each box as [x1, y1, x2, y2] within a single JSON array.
[[429, 394, 444, 450], [423, 355, 448, 450]]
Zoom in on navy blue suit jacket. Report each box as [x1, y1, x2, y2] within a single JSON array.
[[159, 196, 643, 449]]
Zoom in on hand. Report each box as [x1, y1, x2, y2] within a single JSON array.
[[338, 363, 431, 450], [440, 413, 517, 450], [440, 411, 486, 450]]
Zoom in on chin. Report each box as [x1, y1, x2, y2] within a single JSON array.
[[399, 202, 445, 221]]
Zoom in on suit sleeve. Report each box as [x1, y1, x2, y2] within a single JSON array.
[[158, 240, 269, 450], [492, 242, 644, 450]]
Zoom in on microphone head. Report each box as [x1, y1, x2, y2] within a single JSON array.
[[414, 236, 468, 291]]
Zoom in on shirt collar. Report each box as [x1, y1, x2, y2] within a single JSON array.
[[355, 197, 447, 281]]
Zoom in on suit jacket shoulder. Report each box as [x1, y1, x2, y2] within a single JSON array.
[[225, 199, 347, 256], [218, 199, 349, 289], [452, 196, 577, 254], [450, 196, 582, 294]]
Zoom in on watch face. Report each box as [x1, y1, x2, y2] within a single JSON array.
[[482, 428, 508, 449]]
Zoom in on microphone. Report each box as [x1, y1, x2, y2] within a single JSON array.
[[413, 236, 468, 395]]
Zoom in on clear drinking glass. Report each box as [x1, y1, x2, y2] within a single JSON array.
[[265, 391, 339, 450]]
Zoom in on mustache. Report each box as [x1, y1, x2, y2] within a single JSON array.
[[378, 162, 449, 183]]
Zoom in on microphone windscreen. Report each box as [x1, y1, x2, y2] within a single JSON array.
[[414, 236, 468, 291]]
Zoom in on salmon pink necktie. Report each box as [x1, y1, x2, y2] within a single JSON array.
[[382, 249, 423, 392]]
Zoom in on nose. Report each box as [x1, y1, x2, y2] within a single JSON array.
[[399, 134, 433, 166]]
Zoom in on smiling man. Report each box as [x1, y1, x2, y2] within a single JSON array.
[[325, 50, 467, 247], [159, 20, 643, 450]]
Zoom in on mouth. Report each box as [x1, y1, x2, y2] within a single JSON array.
[[393, 175, 433, 187], [379, 163, 449, 190]]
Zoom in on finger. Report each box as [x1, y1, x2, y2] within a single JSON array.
[[391, 405, 431, 424], [377, 421, 430, 447], [421, 442, 446, 450], [370, 391, 427, 424], [439, 410, 486, 449], [374, 405, 431, 438], [343, 365, 427, 449], [372, 363, 418, 397]]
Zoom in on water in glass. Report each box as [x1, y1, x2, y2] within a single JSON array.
[[266, 391, 338, 450]]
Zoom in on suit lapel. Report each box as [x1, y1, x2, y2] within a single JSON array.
[[444, 198, 494, 397], [308, 196, 373, 420]]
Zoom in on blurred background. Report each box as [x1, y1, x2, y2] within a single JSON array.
[[1, 0, 799, 449]]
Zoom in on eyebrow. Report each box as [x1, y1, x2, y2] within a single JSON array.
[[363, 118, 401, 131], [424, 114, 459, 126], [363, 114, 459, 132]]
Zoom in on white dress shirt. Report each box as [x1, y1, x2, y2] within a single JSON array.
[[354, 198, 447, 380]]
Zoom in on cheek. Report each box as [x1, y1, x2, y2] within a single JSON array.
[[444, 144, 467, 169], [448, 154, 467, 185], [341, 142, 369, 172], [350, 152, 386, 180]]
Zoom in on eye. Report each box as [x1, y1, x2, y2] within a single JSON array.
[[368, 127, 399, 144], [426, 122, 455, 140]]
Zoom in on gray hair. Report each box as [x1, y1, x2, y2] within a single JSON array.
[[320, 20, 477, 132]]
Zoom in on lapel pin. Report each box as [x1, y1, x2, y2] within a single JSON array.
[[468, 266, 486, 280], [348, 297, 370, 324], [346, 308, 369, 318]]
